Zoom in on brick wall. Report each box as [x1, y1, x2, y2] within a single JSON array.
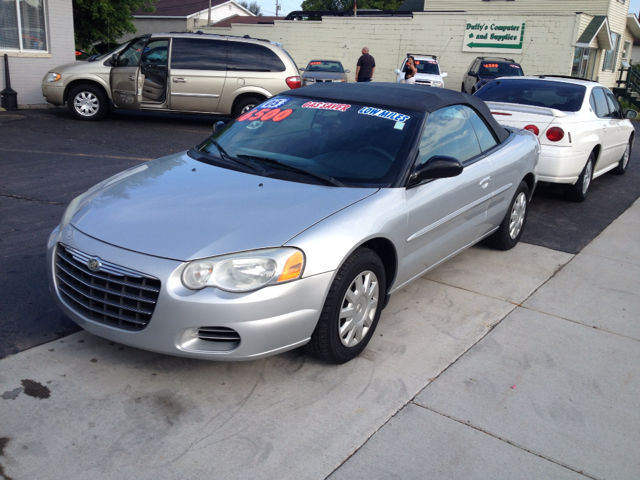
[[0, 0, 75, 107], [204, 12, 579, 89]]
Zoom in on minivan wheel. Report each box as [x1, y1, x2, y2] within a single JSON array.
[[305, 247, 385, 364], [486, 181, 529, 251], [461, 82, 465, 92], [67, 84, 108, 121], [232, 97, 261, 118]]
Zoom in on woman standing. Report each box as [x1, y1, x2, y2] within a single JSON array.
[[401, 56, 417, 84]]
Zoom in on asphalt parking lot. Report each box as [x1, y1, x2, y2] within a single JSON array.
[[1, 107, 639, 479], [1, 107, 640, 358]]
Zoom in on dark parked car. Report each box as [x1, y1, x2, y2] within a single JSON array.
[[300, 60, 349, 85], [461, 57, 524, 94]]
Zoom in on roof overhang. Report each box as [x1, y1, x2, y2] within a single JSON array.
[[576, 15, 612, 50], [627, 14, 640, 39]]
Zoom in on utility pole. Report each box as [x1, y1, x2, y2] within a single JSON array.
[[275, 0, 280, 16], [207, 0, 211, 27]]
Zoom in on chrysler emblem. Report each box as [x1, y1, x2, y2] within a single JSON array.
[[87, 257, 102, 272]]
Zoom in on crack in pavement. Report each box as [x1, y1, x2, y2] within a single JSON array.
[[0, 193, 68, 206]]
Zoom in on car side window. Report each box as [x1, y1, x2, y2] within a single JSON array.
[[604, 91, 622, 119], [591, 88, 610, 118], [118, 37, 148, 66], [471, 60, 480, 73], [228, 42, 286, 72], [141, 40, 168, 64], [170, 38, 227, 71], [418, 105, 482, 166], [464, 106, 498, 152]]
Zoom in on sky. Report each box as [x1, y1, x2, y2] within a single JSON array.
[[255, 0, 640, 18]]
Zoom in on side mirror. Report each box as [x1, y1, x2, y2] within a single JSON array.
[[394, 69, 401, 74], [110, 53, 118, 66], [408, 156, 463, 187], [623, 108, 638, 119], [468, 71, 477, 77], [345, 69, 351, 73], [213, 121, 226, 134], [299, 68, 305, 72], [441, 72, 448, 78]]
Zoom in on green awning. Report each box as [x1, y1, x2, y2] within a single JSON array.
[[576, 16, 612, 50]]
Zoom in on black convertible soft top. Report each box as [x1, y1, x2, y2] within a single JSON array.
[[287, 82, 510, 143]]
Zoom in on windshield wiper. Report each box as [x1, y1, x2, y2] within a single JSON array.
[[237, 154, 345, 187], [209, 141, 267, 175]]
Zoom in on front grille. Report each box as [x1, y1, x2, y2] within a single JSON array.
[[55, 244, 161, 331], [416, 80, 433, 86], [196, 327, 241, 350]]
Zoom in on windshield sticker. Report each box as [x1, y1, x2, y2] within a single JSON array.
[[237, 108, 293, 123], [259, 98, 291, 109], [302, 101, 351, 112], [394, 121, 405, 130], [358, 107, 410, 123]]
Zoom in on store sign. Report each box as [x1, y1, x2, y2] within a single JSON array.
[[463, 20, 526, 53]]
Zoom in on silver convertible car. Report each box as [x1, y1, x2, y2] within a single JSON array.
[[46, 83, 539, 364]]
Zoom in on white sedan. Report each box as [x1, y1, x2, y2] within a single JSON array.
[[475, 76, 636, 201]]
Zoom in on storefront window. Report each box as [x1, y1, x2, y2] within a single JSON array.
[[0, 0, 47, 51], [602, 32, 620, 72]]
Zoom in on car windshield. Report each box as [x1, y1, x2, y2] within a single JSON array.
[[478, 62, 523, 77], [88, 43, 124, 62], [414, 60, 440, 75], [194, 96, 421, 187], [306, 61, 344, 73], [475, 79, 587, 112]]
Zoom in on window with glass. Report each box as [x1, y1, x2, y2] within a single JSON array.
[[571, 47, 597, 79], [476, 79, 587, 112], [603, 32, 620, 72], [0, 0, 47, 51]]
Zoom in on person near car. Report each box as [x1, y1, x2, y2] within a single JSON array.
[[401, 56, 417, 84], [356, 47, 375, 82]]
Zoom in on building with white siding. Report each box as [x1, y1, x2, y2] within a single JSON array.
[[0, 0, 75, 107], [203, 0, 640, 90]]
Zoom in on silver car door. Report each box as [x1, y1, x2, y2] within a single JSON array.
[[110, 37, 148, 109], [604, 91, 629, 167], [398, 105, 493, 288], [591, 87, 615, 168]]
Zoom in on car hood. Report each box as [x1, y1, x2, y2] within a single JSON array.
[[70, 152, 378, 261]]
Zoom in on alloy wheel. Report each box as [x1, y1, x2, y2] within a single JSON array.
[[73, 92, 99, 117]]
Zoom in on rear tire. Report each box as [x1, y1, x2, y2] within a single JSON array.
[[67, 84, 108, 121], [232, 96, 261, 118], [486, 181, 529, 251], [611, 137, 632, 175], [565, 152, 595, 202], [461, 82, 465, 93], [306, 248, 385, 364]]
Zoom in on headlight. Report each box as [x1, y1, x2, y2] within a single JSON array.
[[182, 248, 305, 292], [432, 81, 443, 88], [332, 79, 346, 82], [305, 77, 315, 83], [46, 72, 61, 82]]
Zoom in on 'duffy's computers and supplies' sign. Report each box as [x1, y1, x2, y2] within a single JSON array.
[[463, 20, 526, 54]]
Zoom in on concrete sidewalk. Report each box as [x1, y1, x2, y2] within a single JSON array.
[[0, 200, 638, 479], [330, 199, 640, 480]]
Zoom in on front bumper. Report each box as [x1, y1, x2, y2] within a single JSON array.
[[537, 144, 589, 185], [47, 225, 334, 360], [42, 83, 65, 106]]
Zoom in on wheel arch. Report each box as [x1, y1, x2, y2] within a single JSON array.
[[358, 237, 398, 308], [231, 91, 268, 113], [522, 172, 536, 200], [64, 79, 111, 105]]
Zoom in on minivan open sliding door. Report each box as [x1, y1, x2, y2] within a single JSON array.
[[110, 37, 148, 109]]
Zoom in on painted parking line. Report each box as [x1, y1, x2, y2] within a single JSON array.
[[0, 148, 153, 162]]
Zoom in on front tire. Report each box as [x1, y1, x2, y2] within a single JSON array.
[[232, 96, 261, 118], [611, 137, 633, 175], [461, 82, 466, 93], [306, 248, 385, 364], [565, 152, 595, 202], [67, 84, 108, 121], [486, 181, 529, 251]]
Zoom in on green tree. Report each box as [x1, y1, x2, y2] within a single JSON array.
[[301, 0, 401, 10], [238, 1, 263, 16], [73, 0, 157, 51]]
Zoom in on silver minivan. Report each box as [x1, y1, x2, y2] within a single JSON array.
[[42, 32, 302, 120]]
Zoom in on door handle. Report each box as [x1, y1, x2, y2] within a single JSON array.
[[479, 176, 491, 188], [173, 78, 187, 83], [128, 75, 135, 81]]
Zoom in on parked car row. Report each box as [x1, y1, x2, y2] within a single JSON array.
[[43, 36, 635, 365]]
